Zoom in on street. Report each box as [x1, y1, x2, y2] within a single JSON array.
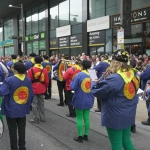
[[0, 80, 150, 150]]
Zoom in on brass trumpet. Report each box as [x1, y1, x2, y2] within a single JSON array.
[[97, 70, 111, 83]]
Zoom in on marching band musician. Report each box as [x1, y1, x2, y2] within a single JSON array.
[[0, 62, 33, 150], [25, 53, 36, 70], [7, 54, 18, 77], [53, 54, 67, 106], [91, 50, 140, 150], [42, 55, 52, 99], [62, 58, 81, 118], [70, 60, 94, 143], [138, 56, 150, 126], [93, 54, 110, 113]]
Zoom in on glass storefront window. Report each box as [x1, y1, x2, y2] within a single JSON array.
[[32, 41, 39, 54], [39, 8, 46, 32], [50, 30, 56, 38], [89, 0, 105, 19], [4, 19, 13, 40], [106, 0, 120, 15], [90, 47, 104, 56], [70, 0, 82, 25], [26, 10, 32, 35], [0, 48, 3, 56], [5, 47, 14, 56], [132, 0, 150, 10], [59, 48, 69, 56], [27, 42, 32, 56], [70, 48, 82, 57], [39, 40, 46, 50], [50, 5, 58, 30], [32, 7, 38, 34], [105, 29, 113, 56], [59, 0, 69, 27], [144, 22, 150, 55], [72, 24, 82, 35]]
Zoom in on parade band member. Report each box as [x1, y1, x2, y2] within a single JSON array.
[[93, 54, 110, 112], [62, 59, 81, 117], [7, 54, 17, 77], [42, 55, 52, 99], [25, 53, 36, 70], [138, 56, 150, 126], [0, 62, 33, 150], [91, 50, 140, 150], [53, 54, 67, 106], [70, 60, 94, 143], [28, 56, 49, 124]]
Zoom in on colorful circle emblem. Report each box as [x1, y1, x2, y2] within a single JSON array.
[[58, 62, 65, 81], [124, 77, 139, 100], [81, 78, 91, 93], [13, 86, 29, 104], [46, 65, 51, 73], [34, 72, 44, 82]]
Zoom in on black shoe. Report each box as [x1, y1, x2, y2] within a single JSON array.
[[44, 97, 49, 100], [131, 127, 136, 133], [64, 101, 68, 105], [95, 109, 101, 112], [57, 103, 64, 106], [66, 114, 76, 118], [141, 120, 150, 126], [74, 136, 83, 143], [83, 135, 88, 141]]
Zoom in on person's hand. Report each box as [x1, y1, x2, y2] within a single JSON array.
[[91, 78, 98, 82], [62, 71, 65, 74]]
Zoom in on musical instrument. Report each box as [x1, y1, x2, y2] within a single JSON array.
[[97, 70, 111, 83], [54, 60, 76, 81]]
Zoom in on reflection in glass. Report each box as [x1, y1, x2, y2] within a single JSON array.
[[32, 41, 39, 54], [0, 48, 2, 56], [27, 43, 32, 55], [5, 47, 14, 56], [26, 10, 32, 35], [50, 5, 58, 30], [59, 0, 69, 27], [89, 0, 105, 19], [70, 0, 82, 25], [32, 11, 38, 34], [4, 19, 13, 40], [72, 24, 82, 34], [39, 9, 46, 32], [70, 48, 82, 57], [106, 0, 120, 15], [132, 0, 150, 10], [59, 48, 69, 56]]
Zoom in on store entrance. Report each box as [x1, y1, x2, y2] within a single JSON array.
[[89, 46, 105, 56], [124, 44, 142, 55]]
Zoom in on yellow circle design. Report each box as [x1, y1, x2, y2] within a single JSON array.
[[34, 72, 44, 82], [58, 62, 64, 81], [124, 77, 139, 100], [81, 78, 91, 93], [13, 86, 29, 104], [46, 65, 51, 73]]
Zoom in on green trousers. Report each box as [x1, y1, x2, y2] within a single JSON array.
[[75, 109, 90, 136], [106, 127, 134, 150]]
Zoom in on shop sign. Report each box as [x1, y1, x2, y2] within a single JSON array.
[[50, 38, 58, 49], [30, 34, 40, 40], [70, 34, 82, 47], [56, 25, 71, 38], [59, 37, 69, 48], [87, 15, 110, 32], [25, 36, 29, 42], [89, 31, 105, 46], [3, 39, 14, 46], [117, 29, 124, 44], [40, 41, 46, 50], [0, 42, 3, 47], [112, 7, 150, 27]]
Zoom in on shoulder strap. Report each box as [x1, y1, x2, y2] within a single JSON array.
[[38, 68, 44, 81], [131, 80, 138, 93], [31, 68, 35, 80]]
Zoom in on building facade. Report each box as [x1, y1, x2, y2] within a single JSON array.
[[0, 0, 150, 57]]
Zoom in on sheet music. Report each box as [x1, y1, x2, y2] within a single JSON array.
[[88, 69, 98, 80], [137, 88, 144, 94]]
